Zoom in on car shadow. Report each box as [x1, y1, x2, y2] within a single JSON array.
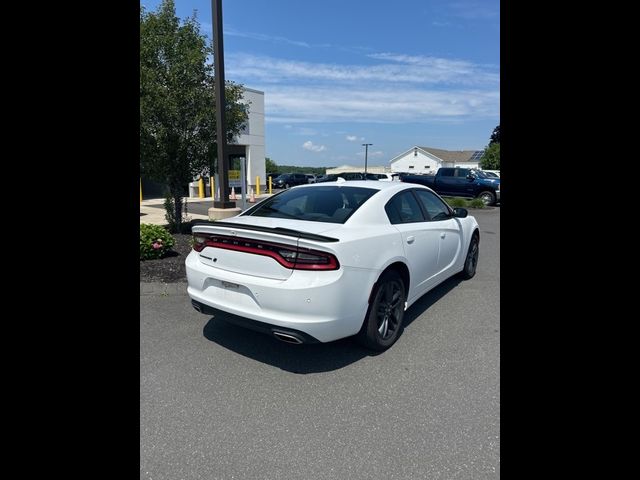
[[402, 275, 463, 329], [203, 316, 374, 373], [202, 274, 463, 374]]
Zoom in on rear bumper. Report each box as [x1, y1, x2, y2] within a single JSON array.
[[185, 250, 377, 343], [190, 299, 321, 343]]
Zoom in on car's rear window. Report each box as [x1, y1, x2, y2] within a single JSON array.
[[241, 186, 378, 224]]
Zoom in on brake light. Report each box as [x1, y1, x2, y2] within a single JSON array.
[[192, 233, 339, 270], [192, 235, 207, 252]]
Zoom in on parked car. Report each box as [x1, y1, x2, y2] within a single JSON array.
[[272, 173, 308, 189], [481, 170, 500, 178], [375, 173, 400, 181], [316, 174, 340, 183], [402, 167, 500, 205], [305, 174, 317, 184], [316, 172, 379, 182], [186, 182, 480, 351], [266, 172, 281, 183]]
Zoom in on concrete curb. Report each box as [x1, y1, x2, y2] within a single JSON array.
[[140, 195, 274, 226]]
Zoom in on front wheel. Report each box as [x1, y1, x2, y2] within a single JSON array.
[[458, 234, 479, 279], [477, 191, 496, 206], [285, 183, 290, 189], [356, 271, 406, 351]]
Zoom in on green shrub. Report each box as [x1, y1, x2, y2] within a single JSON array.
[[469, 198, 486, 208], [140, 223, 175, 260], [446, 197, 467, 207]]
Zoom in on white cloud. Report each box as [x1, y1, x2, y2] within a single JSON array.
[[224, 51, 498, 126], [346, 135, 357, 141], [227, 53, 498, 86], [302, 140, 326, 152], [264, 86, 499, 124], [224, 27, 312, 48]]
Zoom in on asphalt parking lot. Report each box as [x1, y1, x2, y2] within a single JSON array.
[[140, 207, 499, 479]]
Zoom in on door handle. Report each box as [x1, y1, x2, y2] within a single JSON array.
[[440, 233, 446, 239], [406, 235, 415, 244]]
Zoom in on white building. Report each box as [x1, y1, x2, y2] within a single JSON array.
[[389, 146, 484, 174], [325, 164, 389, 174], [230, 87, 265, 190]]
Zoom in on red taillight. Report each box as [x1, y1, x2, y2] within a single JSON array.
[[192, 235, 207, 252], [192, 233, 339, 270]]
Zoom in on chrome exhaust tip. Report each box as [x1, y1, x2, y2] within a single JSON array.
[[273, 331, 303, 344], [191, 301, 202, 313]]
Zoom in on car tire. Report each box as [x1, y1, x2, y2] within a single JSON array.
[[458, 233, 479, 279], [285, 183, 290, 189], [478, 191, 496, 205], [356, 270, 406, 351]]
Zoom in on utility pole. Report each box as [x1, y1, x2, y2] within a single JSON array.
[[362, 143, 372, 178], [212, 0, 234, 209]]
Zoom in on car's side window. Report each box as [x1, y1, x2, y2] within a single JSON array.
[[385, 191, 426, 224], [414, 190, 451, 221]]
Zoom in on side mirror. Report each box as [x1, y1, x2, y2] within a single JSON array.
[[466, 174, 475, 181], [453, 207, 468, 218]]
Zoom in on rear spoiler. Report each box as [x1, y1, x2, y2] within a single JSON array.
[[191, 221, 339, 243]]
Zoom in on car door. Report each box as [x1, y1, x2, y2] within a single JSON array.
[[385, 190, 441, 303], [413, 189, 462, 274]]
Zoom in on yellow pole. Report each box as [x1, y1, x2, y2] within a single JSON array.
[[268, 176, 272, 194], [210, 176, 214, 201], [198, 177, 205, 198], [140, 178, 143, 204], [256, 176, 260, 196]]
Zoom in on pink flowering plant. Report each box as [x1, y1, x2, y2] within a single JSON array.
[[140, 223, 175, 260]]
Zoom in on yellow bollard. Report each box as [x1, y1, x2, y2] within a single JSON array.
[[256, 176, 260, 196], [140, 178, 142, 204], [198, 177, 205, 198], [268, 176, 272, 195], [210, 176, 214, 201]]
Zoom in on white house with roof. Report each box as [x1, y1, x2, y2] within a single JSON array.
[[389, 146, 484, 174]]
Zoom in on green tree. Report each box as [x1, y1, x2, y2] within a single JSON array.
[[489, 124, 500, 145], [480, 142, 500, 170], [140, 0, 248, 232], [265, 157, 278, 173]]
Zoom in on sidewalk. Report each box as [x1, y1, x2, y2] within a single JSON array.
[[140, 194, 274, 226]]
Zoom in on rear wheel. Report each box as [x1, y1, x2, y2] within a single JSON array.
[[356, 271, 406, 351], [458, 234, 479, 279], [478, 191, 496, 205]]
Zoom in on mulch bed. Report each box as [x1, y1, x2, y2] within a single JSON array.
[[140, 233, 192, 283]]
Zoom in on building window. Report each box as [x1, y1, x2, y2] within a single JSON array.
[[424, 166, 429, 169], [408, 165, 414, 169]]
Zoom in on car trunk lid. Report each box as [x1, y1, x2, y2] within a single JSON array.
[[191, 220, 340, 280]]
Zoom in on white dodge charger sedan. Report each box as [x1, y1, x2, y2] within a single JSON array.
[[186, 181, 480, 351]]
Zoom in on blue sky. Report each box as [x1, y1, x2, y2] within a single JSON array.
[[141, 0, 500, 168]]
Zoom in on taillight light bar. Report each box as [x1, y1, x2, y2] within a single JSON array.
[[193, 234, 339, 271]]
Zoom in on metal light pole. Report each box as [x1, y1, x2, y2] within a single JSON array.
[[211, 0, 234, 209], [362, 143, 372, 177]]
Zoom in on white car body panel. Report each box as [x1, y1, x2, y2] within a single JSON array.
[[186, 181, 479, 343]]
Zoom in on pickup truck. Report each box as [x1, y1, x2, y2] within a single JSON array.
[[401, 167, 500, 205]]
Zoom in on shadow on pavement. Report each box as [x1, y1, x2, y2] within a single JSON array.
[[203, 317, 373, 373], [202, 274, 464, 373], [402, 275, 462, 330]]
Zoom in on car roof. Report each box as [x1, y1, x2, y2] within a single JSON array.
[[295, 179, 418, 193]]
